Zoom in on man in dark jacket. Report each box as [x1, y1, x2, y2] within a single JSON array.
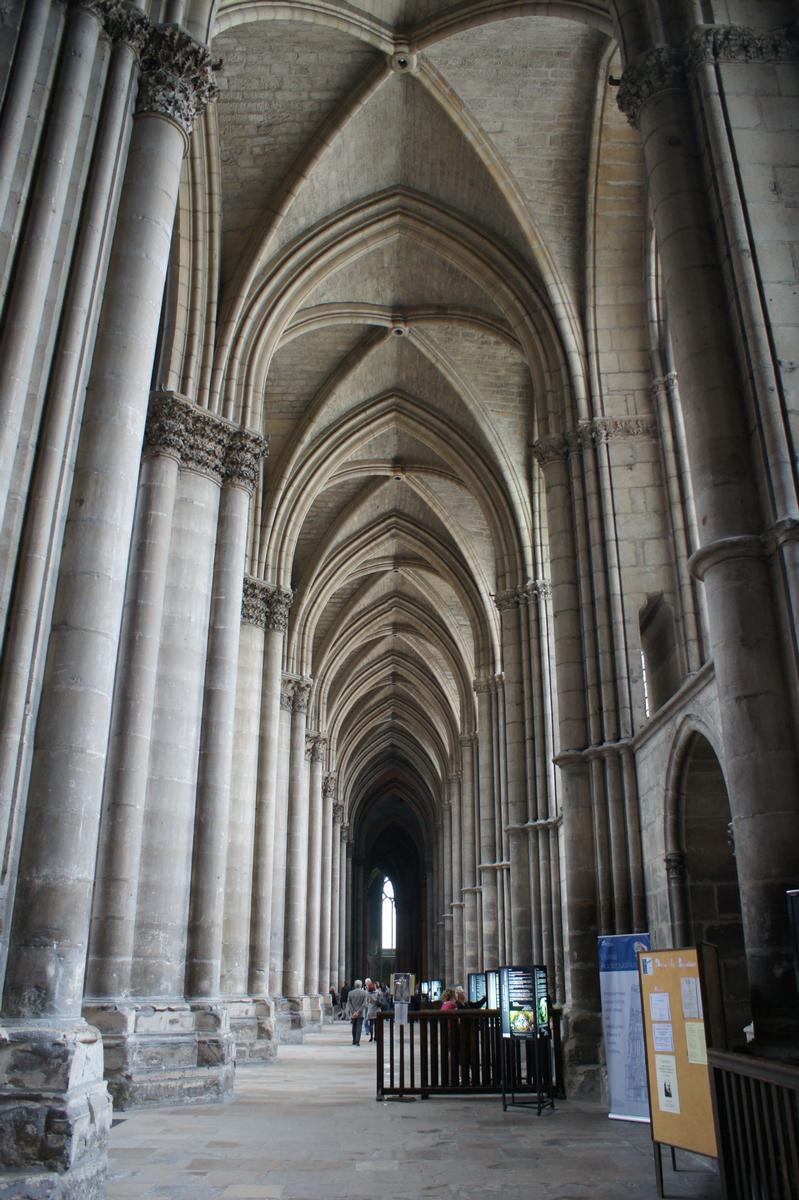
[[345, 980, 367, 1045]]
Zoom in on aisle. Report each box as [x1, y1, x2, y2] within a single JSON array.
[[107, 1022, 719, 1199]]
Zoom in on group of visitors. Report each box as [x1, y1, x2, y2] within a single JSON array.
[[341, 978, 391, 1045]]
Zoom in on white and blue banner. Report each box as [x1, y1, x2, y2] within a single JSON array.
[[598, 933, 651, 1122]]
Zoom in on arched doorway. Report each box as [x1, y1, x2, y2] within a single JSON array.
[[667, 732, 750, 1046]]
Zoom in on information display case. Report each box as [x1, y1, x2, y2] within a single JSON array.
[[498, 965, 554, 1115], [485, 968, 500, 1010]]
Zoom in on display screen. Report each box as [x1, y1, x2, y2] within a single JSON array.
[[468, 971, 487, 1004], [430, 979, 443, 1002], [486, 968, 500, 1010]]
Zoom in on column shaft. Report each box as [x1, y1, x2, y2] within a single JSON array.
[[282, 680, 311, 998], [475, 682, 498, 967], [268, 688, 293, 997], [303, 736, 325, 997], [460, 735, 478, 975], [318, 778, 335, 999]]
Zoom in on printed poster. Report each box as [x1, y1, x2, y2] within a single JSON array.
[[655, 1054, 681, 1114], [598, 933, 651, 1122]]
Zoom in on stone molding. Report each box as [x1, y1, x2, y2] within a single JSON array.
[[447, 771, 462, 783], [532, 415, 657, 463], [241, 578, 293, 630], [459, 732, 477, 746], [332, 802, 344, 824], [323, 774, 336, 801], [472, 675, 493, 695], [665, 850, 686, 881], [618, 24, 799, 125], [441, 798, 451, 813], [689, 519, 799, 581], [136, 23, 218, 137], [144, 392, 267, 491]]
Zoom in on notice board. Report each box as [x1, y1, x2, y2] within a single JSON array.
[[637, 945, 723, 1159]]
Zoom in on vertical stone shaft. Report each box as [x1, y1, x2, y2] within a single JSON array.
[[131, 465, 220, 998], [474, 680, 498, 967], [497, 592, 533, 962], [0, 34, 140, 971], [188, 434, 265, 999], [442, 798, 453, 985], [222, 615, 263, 995], [2, 28, 214, 1012], [282, 679, 312, 998], [330, 806, 343, 990], [318, 776, 336, 999], [619, 40, 799, 1037], [303, 734, 325, 997], [0, 0, 51, 224], [460, 734, 478, 975], [268, 684, 293, 997], [344, 836, 353, 983], [248, 587, 292, 995], [0, 1, 102, 532], [449, 772, 464, 985], [87, 423, 180, 998]]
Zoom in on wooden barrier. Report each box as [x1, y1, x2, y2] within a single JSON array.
[[375, 1009, 561, 1101], [708, 1049, 799, 1200]]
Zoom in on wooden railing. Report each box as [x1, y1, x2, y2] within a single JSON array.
[[375, 1009, 560, 1101], [708, 1049, 799, 1200]]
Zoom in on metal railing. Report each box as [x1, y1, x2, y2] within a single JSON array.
[[375, 1009, 560, 1101], [708, 1048, 799, 1200]]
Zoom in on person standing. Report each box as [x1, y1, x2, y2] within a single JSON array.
[[345, 979, 367, 1045], [365, 981, 383, 1042]]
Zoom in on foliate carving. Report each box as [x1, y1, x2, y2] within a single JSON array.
[[241, 578, 293, 630], [279, 679, 295, 712], [494, 585, 529, 612], [534, 578, 552, 598], [332, 802, 344, 824], [99, 1, 149, 52], [619, 25, 799, 126], [323, 774, 336, 801], [665, 851, 686, 881], [579, 415, 659, 445], [531, 433, 568, 466], [144, 391, 192, 460], [686, 23, 799, 71], [224, 429, 269, 494], [307, 735, 327, 764], [292, 679, 312, 713], [263, 584, 293, 632], [181, 409, 228, 479], [137, 24, 217, 137], [473, 676, 493, 695], [617, 45, 684, 126]]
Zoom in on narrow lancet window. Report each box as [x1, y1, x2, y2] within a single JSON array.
[[381, 877, 396, 951]]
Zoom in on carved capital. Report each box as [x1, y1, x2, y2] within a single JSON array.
[[617, 45, 684, 126], [686, 23, 799, 71], [531, 433, 568, 466], [575, 415, 658, 447], [241, 579, 293, 630], [665, 850, 686, 881], [181, 408, 228, 480], [472, 675, 493, 695], [224, 428, 269, 494], [279, 678, 295, 712], [323, 773, 337, 801], [97, 1, 149, 51], [144, 391, 192, 460], [307, 734, 327, 764], [447, 771, 462, 784], [264, 584, 293, 632], [459, 732, 476, 746], [137, 24, 217, 138], [333, 802, 344, 824], [494, 584, 529, 612], [292, 678, 312, 713]]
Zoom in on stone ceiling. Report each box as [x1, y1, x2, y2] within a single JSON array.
[[208, 0, 619, 836]]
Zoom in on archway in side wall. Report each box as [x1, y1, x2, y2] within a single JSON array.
[[670, 733, 751, 1047]]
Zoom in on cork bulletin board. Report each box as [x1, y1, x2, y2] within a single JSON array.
[[637, 945, 723, 1160]]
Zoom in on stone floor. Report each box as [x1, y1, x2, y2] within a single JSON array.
[[107, 1023, 721, 1200]]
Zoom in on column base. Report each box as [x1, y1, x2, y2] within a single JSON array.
[[305, 994, 323, 1031], [0, 1019, 111, 1198], [321, 993, 334, 1021], [274, 996, 312, 1043], [225, 997, 277, 1064], [82, 1000, 235, 1110], [560, 1007, 604, 1102]]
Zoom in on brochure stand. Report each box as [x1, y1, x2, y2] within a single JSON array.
[[498, 965, 555, 1116], [637, 944, 724, 1197]]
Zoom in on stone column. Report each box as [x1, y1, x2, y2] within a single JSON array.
[[343, 832, 353, 984], [0, 22, 215, 1183], [448, 771, 464, 985], [86, 394, 186, 1000], [338, 825, 347, 984], [474, 678, 499, 967], [459, 734, 479, 975], [303, 734, 326, 1025], [618, 22, 799, 1044], [268, 677, 294, 998], [187, 429, 267, 1000], [318, 774, 336, 1011], [0, 0, 105, 532], [441, 798, 454, 985], [248, 585, 293, 995], [279, 678, 312, 1033], [330, 802, 344, 992]]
